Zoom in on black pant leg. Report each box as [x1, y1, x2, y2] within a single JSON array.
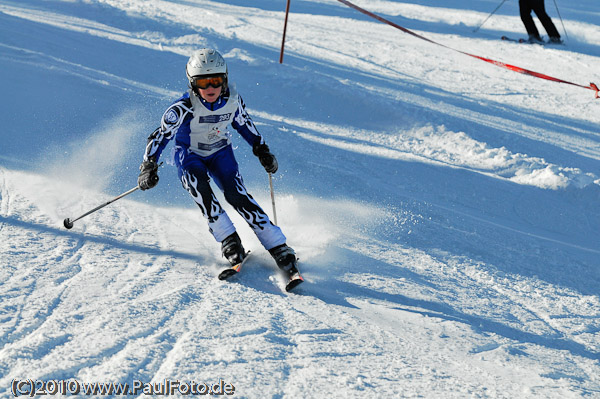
[[531, 0, 560, 38], [519, 0, 541, 39]]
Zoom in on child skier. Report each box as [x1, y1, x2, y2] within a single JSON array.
[[137, 48, 301, 286]]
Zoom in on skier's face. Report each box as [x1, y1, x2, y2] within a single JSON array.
[[198, 85, 222, 103]]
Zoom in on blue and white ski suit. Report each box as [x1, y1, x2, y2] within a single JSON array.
[[143, 84, 286, 250]]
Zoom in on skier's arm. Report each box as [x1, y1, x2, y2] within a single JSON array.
[[139, 96, 192, 190], [144, 97, 192, 162], [231, 95, 264, 148]]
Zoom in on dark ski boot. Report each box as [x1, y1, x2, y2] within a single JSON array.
[[269, 244, 304, 291], [221, 232, 246, 266], [269, 244, 298, 274]]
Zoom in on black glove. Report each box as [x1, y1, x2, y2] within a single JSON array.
[[253, 143, 278, 174], [138, 159, 159, 190]]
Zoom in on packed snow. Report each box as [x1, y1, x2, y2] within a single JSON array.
[[1, 0, 599, 397]]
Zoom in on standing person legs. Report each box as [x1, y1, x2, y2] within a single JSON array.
[[519, 0, 542, 41], [530, 0, 561, 40]]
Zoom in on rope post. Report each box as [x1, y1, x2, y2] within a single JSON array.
[[279, 0, 291, 63]]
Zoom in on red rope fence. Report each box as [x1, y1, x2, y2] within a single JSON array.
[[278, 0, 598, 98], [335, 0, 598, 98]]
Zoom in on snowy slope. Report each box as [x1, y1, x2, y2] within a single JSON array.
[[1, 0, 599, 397]]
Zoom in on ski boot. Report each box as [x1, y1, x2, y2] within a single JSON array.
[[269, 244, 304, 291], [527, 34, 544, 44], [548, 37, 564, 45], [269, 244, 298, 273], [221, 232, 246, 266]]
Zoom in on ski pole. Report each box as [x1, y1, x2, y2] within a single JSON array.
[[473, 0, 508, 33], [63, 185, 139, 229], [552, 0, 568, 41], [268, 173, 278, 225]]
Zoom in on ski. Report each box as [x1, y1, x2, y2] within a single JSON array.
[[501, 36, 564, 45], [280, 256, 304, 292], [218, 251, 251, 280], [285, 271, 304, 292], [218, 249, 305, 292], [501, 36, 528, 44]]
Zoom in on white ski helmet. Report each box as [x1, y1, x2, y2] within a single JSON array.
[[186, 48, 228, 87]]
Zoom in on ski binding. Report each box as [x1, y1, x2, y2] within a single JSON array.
[[285, 271, 304, 292], [218, 251, 251, 280]]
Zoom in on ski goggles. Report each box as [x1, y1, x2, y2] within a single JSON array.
[[191, 74, 226, 89]]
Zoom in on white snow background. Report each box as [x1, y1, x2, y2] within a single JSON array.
[[1, 0, 600, 397]]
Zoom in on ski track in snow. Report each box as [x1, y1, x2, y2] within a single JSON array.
[[1, 0, 600, 397]]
